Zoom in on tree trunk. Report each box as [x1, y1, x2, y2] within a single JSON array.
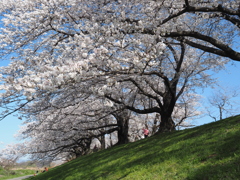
[[158, 116, 175, 133], [117, 123, 129, 144], [99, 135, 105, 150], [112, 110, 130, 145], [117, 119, 129, 145], [219, 106, 223, 120], [152, 114, 160, 134], [158, 82, 178, 133]]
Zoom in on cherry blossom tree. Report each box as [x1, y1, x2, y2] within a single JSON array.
[[159, 0, 240, 61], [15, 95, 120, 160], [173, 92, 202, 129], [0, 0, 226, 134], [206, 87, 239, 121], [0, 1, 232, 162], [0, 144, 23, 170]]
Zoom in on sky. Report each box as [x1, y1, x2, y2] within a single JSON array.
[[0, 59, 240, 151], [195, 61, 240, 125]]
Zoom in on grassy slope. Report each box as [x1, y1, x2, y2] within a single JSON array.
[[0, 168, 35, 180], [28, 115, 240, 180]]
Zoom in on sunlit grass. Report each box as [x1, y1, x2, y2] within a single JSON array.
[[27, 115, 240, 180], [0, 168, 35, 180]]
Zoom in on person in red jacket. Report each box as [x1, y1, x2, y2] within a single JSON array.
[[42, 167, 48, 173], [143, 127, 149, 138]]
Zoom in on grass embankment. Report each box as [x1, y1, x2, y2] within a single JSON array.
[[28, 115, 240, 180], [0, 167, 35, 180]]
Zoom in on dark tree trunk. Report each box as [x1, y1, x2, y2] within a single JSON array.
[[219, 106, 223, 120], [99, 135, 105, 150], [74, 138, 92, 157], [83, 139, 92, 155], [116, 117, 129, 145], [157, 79, 178, 133], [158, 115, 175, 133], [113, 110, 130, 145]]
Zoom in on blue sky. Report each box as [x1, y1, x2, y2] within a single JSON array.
[[0, 60, 240, 151], [195, 61, 240, 125], [0, 60, 23, 150]]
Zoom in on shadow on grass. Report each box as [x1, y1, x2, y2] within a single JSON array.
[[186, 157, 240, 180], [27, 115, 240, 180]]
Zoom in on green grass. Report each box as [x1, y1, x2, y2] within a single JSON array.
[[0, 168, 35, 180], [27, 115, 240, 180]]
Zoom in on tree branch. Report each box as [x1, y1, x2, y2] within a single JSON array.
[[163, 31, 240, 61]]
